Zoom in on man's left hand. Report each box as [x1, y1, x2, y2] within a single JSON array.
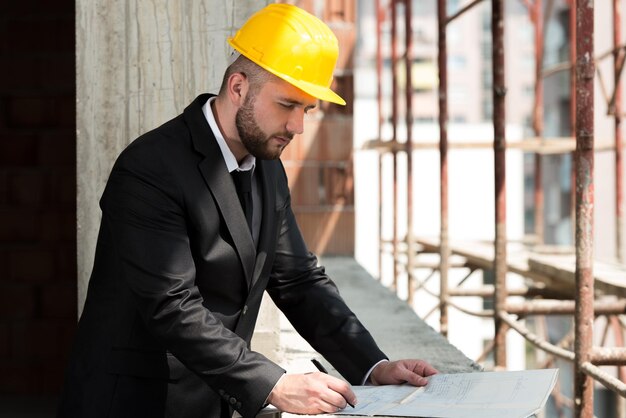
[[370, 359, 439, 386]]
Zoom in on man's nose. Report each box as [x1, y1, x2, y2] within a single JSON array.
[[286, 108, 305, 135]]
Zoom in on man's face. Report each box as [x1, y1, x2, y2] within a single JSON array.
[[235, 77, 317, 160]]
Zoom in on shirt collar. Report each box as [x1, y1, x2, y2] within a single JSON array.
[[202, 97, 256, 173]]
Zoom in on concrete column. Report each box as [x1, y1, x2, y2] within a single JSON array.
[[76, 0, 278, 357]]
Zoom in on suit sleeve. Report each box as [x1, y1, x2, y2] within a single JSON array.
[[265, 167, 388, 385], [100, 141, 283, 417]]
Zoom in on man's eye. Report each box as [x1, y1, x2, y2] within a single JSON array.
[[279, 102, 294, 109]]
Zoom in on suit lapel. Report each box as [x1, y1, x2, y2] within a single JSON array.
[[249, 160, 277, 290], [184, 95, 255, 286]]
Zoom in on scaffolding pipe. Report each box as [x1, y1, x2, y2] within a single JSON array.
[[492, 0, 508, 369], [376, 0, 384, 280], [569, 0, 577, 236], [445, 0, 485, 25], [446, 301, 494, 318], [499, 311, 576, 362], [539, 327, 577, 369], [614, 0, 624, 263], [581, 362, 626, 398], [404, 0, 415, 305], [448, 286, 537, 297], [609, 45, 626, 115], [574, 0, 595, 415], [414, 269, 437, 293], [530, 0, 545, 244], [437, 0, 450, 338], [391, 0, 399, 292], [506, 300, 626, 316], [610, 316, 626, 417], [540, 44, 625, 79], [589, 347, 626, 365]]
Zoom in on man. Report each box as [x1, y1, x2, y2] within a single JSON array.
[[58, 4, 437, 418]]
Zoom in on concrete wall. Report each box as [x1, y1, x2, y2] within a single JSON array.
[[76, 0, 270, 312]]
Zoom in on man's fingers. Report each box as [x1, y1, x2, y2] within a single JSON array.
[[390, 364, 425, 386], [324, 374, 357, 407], [405, 370, 429, 386], [423, 364, 439, 376], [409, 363, 438, 384], [316, 399, 345, 414], [411, 360, 439, 377]]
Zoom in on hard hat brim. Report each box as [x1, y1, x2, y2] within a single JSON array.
[[227, 38, 346, 106], [275, 72, 347, 106]]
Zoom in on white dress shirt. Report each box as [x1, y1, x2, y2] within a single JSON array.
[[202, 97, 262, 244]]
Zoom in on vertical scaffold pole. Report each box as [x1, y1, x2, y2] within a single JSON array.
[[437, 0, 449, 338], [391, 0, 399, 292], [569, 0, 577, 232], [574, 0, 595, 416], [614, 0, 624, 263], [376, 0, 384, 280], [492, 0, 508, 369], [404, 0, 415, 304], [531, 0, 545, 244]]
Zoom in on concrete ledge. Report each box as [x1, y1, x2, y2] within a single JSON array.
[[278, 257, 481, 375], [274, 257, 481, 417]]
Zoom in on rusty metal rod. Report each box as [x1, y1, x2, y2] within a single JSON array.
[[446, 301, 494, 318], [610, 315, 626, 416], [539, 326, 576, 369], [475, 338, 495, 364], [445, 0, 486, 25], [448, 286, 528, 297], [596, 66, 612, 106], [589, 347, 626, 365], [529, 0, 545, 244], [414, 269, 437, 293], [419, 286, 494, 319], [404, 0, 415, 305], [608, 47, 626, 114], [499, 311, 576, 361], [614, 0, 624, 263], [376, 0, 384, 281], [506, 300, 626, 316], [569, 0, 577, 236], [364, 136, 623, 153], [541, 44, 626, 78], [574, 0, 596, 415], [448, 286, 568, 298], [437, 0, 450, 338], [391, 0, 399, 292], [492, 0, 508, 369], [581, 361, 626, 398]]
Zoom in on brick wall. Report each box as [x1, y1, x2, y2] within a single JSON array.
[[278, 0, 356, 255], [0, 0, 76, 395]]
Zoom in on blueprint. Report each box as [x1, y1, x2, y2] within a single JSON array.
[[337, 368, 558, 418]]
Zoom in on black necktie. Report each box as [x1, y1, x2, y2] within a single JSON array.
[[231, 170, 253, 233]]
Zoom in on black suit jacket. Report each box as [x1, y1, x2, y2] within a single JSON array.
[[58, 95, 386, 418]]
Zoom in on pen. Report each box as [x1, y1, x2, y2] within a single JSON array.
[[311, 359, 355, 408]]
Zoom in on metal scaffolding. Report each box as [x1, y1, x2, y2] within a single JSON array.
[[372, 1, 626, 417]]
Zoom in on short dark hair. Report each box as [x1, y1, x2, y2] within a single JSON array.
[[218, 54, 279, 97]]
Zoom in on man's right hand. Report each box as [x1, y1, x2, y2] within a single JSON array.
[[266, 372, 357, 414]]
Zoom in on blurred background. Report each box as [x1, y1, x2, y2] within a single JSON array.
[[0, 1, 624, 417]]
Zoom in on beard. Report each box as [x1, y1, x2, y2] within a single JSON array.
[[235, 93, 293, 160]]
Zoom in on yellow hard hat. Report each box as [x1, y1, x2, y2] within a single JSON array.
[[228, 3, 346, 106]]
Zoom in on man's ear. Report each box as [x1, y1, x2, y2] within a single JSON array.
[[227, 72, 249, 107]]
